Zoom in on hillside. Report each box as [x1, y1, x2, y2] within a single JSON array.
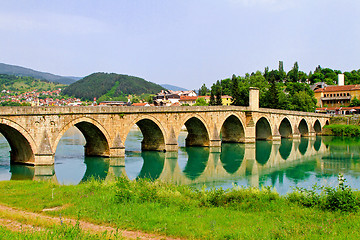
[[160, 84, 188, 91], [0, 74, 66, 92], [0, 63, 76, 85], [62, 72, 165, 100]]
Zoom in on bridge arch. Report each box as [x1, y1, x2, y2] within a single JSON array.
[[279, 117, 293, 138], [220, 114, 245, 143], [180, 115, 210, 147], [0, 118, 36, 164], [298, 119, 309, 137], [256, 117, 272, 140], [54, 117, 111, 157], [313, 120, 322, 134], [126, 116, 166, 151]]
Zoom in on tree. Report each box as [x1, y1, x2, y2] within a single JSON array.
[[287, 62, 299, 82], [193, 97, 208, 106], [209, 90, 216, 106], [350, 97, 360, 107], [198, 84, 209, 96], [264, 75, 279, 109], [231, 75, 242, 106], [278, 61, 285, 80], [215, 87, 222, 105]]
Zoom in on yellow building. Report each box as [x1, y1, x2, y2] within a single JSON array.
[[314, 85, 360, 108]]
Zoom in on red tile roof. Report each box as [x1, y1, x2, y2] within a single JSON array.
[[314, 85, 360, 92]]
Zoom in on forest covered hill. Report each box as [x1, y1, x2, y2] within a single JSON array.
[[0, 63, 77, 85], [0, 74, 66, 92], [62, 72, 165, 101]]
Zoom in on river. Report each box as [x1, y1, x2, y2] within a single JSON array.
[[0, 126, 359, 195]]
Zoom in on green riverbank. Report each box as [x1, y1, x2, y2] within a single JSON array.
[[1, 179, 360, 239], [323, 124, 360, 136]]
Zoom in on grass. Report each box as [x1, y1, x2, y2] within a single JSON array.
[[0, 224, 120, 240], [1, 179, 360, 239]]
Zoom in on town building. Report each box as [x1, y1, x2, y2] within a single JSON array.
[[153, 90, 196, 106], [314, 74, 360, 108], [179, 95, 233, 106]]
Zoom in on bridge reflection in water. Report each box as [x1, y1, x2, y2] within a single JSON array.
[[7, 134, 360, 194]]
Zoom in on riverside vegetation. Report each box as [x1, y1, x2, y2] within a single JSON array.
[[1, 176, 360, 239]]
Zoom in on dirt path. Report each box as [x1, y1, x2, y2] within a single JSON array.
[[0, 204, 182, 240]]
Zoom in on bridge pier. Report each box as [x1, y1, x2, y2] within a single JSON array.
[[109, 147, 125, 158], [34, 154, 54, 166]]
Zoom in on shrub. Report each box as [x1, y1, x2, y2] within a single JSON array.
[[287, 174, 360, 212], [323, 124, 360, 137]]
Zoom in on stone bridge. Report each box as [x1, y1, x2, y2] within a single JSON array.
[[0, 89, 329, 165]]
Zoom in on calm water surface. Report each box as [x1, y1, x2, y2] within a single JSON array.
[[1, 126, 360, 195]]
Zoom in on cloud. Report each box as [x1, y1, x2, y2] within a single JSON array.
[[0, 12, 110, 35]]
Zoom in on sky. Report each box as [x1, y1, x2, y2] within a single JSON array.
[[0, 0, 359, 89]]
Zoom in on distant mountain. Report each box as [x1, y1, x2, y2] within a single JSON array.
[[0, 63, 76, 85], [160, 84, 188, 91], [65, 76, 83, 81], [63, 72, 166, 100]]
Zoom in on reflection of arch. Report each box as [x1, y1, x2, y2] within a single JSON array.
[[135, 119, 166, 151], [81, 157, 109, 182], [279, 138, 293, 160], [183, 147, 209, 180], [256, 117, 272, 140], [314, 120, 321, 134], [220, 115, 245, 143], [299, 138, 309, 155], [220, 143, 244, 174], [137, 152, 165, 180], [298, 119, 309, 137], [182, 116, 210, 147], [314, 136, 321, 151], [256, 141, 272, 165], [279, 118, 292, 138], [0, 120, 35, 164], [54, 117, 110, 157]]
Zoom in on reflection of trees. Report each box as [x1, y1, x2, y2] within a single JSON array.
[[298, 138, 308, 155], [81, 157, 109, 182], [256, 141, 271, 165], [285, 161, 315, 184], [220, 143, 244, 174], [259, 170, 285, 187], [279, 138, 292, 160], [137, 152, 165, 180], [183, 147, 209, 180]]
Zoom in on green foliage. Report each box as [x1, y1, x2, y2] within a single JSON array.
[[287, 175, 360, 212], [198, 83, 209, 96], [350, 97, 360, 107], [193, 97, 208, 106], [323, 124, 360, 136], [63, 72, 165, 101]]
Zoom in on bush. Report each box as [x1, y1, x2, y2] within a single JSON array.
[[287, 174, 360, 212], [323, 124, 360, 137]]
